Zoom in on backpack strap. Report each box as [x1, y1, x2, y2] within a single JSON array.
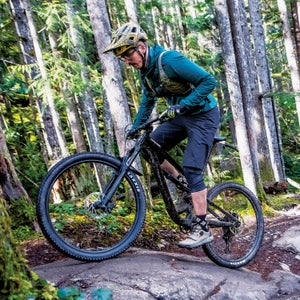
[[144, 51, 166, 97], [145, 50, 192, 97], [157, 51, 192, 95], [158, 51, 167, 80]]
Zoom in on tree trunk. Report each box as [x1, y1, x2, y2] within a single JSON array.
[[227, 0, 266, 194], [277, 0, 300, 126], [86, 0, 135, 156], [175, 0, 187, 51], [163, 0, 175, 49], [124, 0, 138, 23], [291, 0, 300, 66], [0, 126, 30, 203], [66, 0, 104, 153], [48, 32, 87, 153], [22, 0, 68, 158], [248, 0, 286, 182], [214, 0, 257, 194], [8, 0, 65, 162]]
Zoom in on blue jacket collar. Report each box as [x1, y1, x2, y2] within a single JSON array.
[[141, 44, 165, 77]]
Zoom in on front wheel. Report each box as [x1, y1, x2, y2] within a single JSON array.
[[203, 182, 264, 268], [37, 152, 146, 261]]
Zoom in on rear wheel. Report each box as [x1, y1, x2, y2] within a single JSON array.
[[37, 152, 146, 261], [203, 182, 264, 268]]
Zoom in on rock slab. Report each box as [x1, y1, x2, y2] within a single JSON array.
[[33, 248, 300, 300]]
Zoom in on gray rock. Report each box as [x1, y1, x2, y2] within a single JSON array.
[[33, 205, 300, 299], [273, 225, 300, 253], [33, 248, 300, 299]]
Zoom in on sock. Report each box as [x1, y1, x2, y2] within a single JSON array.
[[195, 215, 209, 232]]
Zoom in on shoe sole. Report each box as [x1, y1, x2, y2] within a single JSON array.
[[178, 235, 213, 249]]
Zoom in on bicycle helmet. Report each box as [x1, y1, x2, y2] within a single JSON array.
[[104, 23, 148, 56]]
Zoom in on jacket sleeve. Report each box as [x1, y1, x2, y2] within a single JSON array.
[[162, 52, 217, 111]]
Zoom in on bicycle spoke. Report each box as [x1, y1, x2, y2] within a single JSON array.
[[203, 182, 264, 268]]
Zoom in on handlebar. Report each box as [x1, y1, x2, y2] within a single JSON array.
[[127, 110, 170, 138]]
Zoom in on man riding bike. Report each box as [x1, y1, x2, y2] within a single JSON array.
[[104, 22, 220, 249]]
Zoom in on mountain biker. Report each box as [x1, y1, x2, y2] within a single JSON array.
[[104, 22, 220, 249]]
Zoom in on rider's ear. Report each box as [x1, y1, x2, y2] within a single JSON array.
[[139, 42, 147, 54]]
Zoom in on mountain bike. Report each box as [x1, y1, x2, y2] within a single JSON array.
[[37, 111, 264, 269]]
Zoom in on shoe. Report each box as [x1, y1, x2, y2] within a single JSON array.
[[178, 225, 213, 249]]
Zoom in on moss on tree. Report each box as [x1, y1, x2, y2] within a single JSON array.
[[0, 198, 57, 300]]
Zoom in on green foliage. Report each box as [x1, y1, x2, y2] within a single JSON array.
[[266, 193, 300, 211], [0, 63, 28, 96], [136, 198, 179, 247], [271, 91, 300, 183], [1, 91, 47, 200], [10, 198, 38, 241], [274, 92, 300, 150], [284, 154, 300, 182]]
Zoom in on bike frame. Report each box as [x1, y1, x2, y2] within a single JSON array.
[[92, 113, 238, 229], [92, 116, 190, 225]]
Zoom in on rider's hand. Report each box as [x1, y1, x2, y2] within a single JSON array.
[[166, 105, 182, 118], [126, 128, 138, 139]]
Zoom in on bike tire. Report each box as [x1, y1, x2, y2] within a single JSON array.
[[37, 152, 146, 261], [203, 182, 264, 268]]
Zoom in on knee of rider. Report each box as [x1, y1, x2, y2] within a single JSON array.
[[183, 167, 206, 192]]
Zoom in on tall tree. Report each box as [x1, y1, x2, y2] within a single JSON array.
[[8, 0, 66, 162], [47, 26, 87, 153], [86, 0, 135, 156], [214, 0, 257, 194], [22, 0, 68, 158], [228, 0, 267, 193], [277, 0, 300, 125], [248, 0, 286, 182], [66, 0, 104, 153], [291, 0, 300, 66]]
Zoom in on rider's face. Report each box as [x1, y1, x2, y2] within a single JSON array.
[[119, 43, 147, 69]]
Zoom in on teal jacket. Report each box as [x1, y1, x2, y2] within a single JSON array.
[[132, 45, 218, 128]]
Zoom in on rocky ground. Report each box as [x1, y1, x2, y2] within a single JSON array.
[[23, 206, 300, 279]]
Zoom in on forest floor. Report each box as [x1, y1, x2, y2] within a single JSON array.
[[22, 204, 300, 280]]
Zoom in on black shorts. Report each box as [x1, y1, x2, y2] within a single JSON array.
[[150, 106, 220, 173]]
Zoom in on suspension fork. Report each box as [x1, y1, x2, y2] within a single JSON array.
[[91, 135, 146, 212]]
